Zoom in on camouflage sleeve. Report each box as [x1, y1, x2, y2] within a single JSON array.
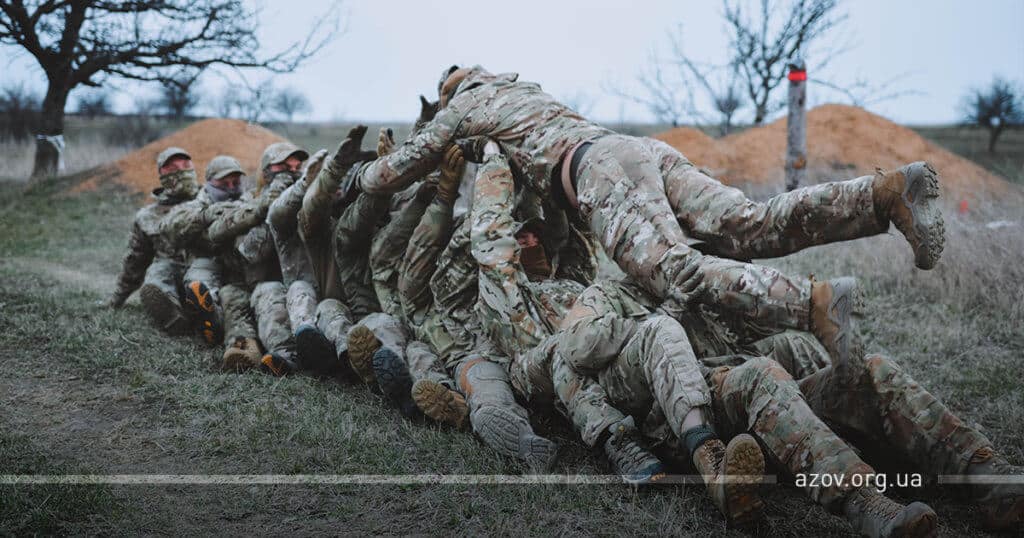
[[268, 179, 308, 239], [469, 152, 547, 354], [111, 221, 154, 305], [333, 192, 391, 255], [204, 202, 263, 248], [355, 99, 478, 195], [398, 195, 455, 321], [299, 160, 346, 242], [158, 200, 209, 248], [370, 181, 436, 309]]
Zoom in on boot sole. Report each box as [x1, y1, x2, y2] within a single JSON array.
[[898, 161, 945, 270], [295, 326, 336, 375], [412, 379, 469, 428], [183, 281, 223, 345], [722, 434, 766, 527], [472, 405, 559, 471], [372, 348, 420, 418], [347, 325, 381, 385], [892, 501, 938, 537], [139, 283, 190, 335]]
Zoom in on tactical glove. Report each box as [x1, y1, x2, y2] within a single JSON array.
[[377, 128, 396, 157], [437, 145, 465, 204]]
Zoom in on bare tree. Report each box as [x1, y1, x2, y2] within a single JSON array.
[[74, 88, 111, 118], [0, 1, 341, 181], [272, 86, 312, 123], [603, 47, 698, 127], [0, 83, 41, 141], [561, 90, 596, 117], [159, 73, 201, 120], [236, 79, 276, 124], [962, 76, 1023, 154], [724, 0, 846, 124]]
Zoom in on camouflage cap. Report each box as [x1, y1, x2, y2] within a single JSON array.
[[260, 142, 309, 172], [205, 155, 245, 182], [156, 147, 191, 169]]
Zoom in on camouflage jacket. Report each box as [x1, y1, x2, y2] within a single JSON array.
[[468, 152, 584, 360], [111, 188, 194, 304], [355, 67, 612, 199], [268, 172, 317, 287], [369, 180, 436, 319]]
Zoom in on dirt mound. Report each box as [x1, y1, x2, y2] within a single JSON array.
[[73, 118, 286, 194], [654, 104, 1016, 202]]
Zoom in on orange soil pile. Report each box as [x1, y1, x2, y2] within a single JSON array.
[[654, 104, 1016, 202], [73, 118, 286, 194]]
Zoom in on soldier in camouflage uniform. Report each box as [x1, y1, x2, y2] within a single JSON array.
[[347, 65, 945, 353], [108, 147, 221, 341]]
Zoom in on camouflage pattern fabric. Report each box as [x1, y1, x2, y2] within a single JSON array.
[[798, 354, 992, 477], [221, 284, 258, 342], [370, 181, 437, 319], [348, 312, 410, 360], [315, 298, 354, 358], [405, 340, 454, 389], [182, 256, 221, 295], [138, 258, 186, 327], [709, 357, 876, 509], [110, 188, 194, 305], [268, 175, 315, 287], [286, 280, 318, 330], [753, 330, 832, 380], [250, 281, 295, 358], [299, 160, 346, 301], [333, 192, 391, 319]]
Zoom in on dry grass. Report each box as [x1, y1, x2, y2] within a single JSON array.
[[0, 135, 133, 180]]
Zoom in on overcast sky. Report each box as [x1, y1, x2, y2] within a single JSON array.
[[3, 0, 1023, 125]]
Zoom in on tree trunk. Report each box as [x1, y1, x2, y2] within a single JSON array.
[[30, 83, 71, 182], [987, 125, 1003, 154], [785, 63, 807, 191], [754, 104, 767, 125]]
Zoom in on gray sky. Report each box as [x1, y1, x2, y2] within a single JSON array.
[[4, 0, 1023, 125]]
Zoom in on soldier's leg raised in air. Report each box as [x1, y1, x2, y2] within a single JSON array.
[[710, 358, 938, 537], [650, 138, 944, 269], [315, 298, 354, 363], [250, 281, 297, 376], [408, 340, 469, 428], [286, 280, 335, 375], [220, 284, 262, 372], [182, 257, 224, 345], [752, 330, 831, 380], [798, 353, 1023, 530], [139, 258, 189, 334], [454, 354, 559, 471]]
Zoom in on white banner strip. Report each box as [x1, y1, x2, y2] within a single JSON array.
[[0, 474, 778, 486]]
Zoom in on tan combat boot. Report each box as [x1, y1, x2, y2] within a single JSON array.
[[346, 325, 380, 385], [964, 447, 1024, 531], [412, 378, 469, 429], [841, 487, 937, 537], [221, 337, 263, 372], [872, 161, 944, 270], [139, 283, 190, 335], [691, 434, 766, 527], [810, 277, 863, 379]]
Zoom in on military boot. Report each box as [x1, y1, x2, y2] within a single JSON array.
[[260, 352, 298, 377], [810, 277, 863, 379], [183, 280, 223, 345], [412, 379, 469, 429], [346, 325, 380, 385], [139, 283, 190, 335], [841, 487, 937, 538], [294, 324, 336, 376], [872, 161, 944, 270], [603, 418, 667, 486], [372, 347, 420, 419], [690, 433, 766, 527], [222, 337, 263, 372], [473, 405, 559, 472], [964, 447, 1024, 531]]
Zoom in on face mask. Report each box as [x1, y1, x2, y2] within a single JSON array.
[[159, 168, 199, 199], [520, 242, 552, 281], [205, 182, 241, 202], [272, 170, 301, 184]]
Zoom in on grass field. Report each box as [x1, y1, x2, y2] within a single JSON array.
[[1, 121, 1022, 535]]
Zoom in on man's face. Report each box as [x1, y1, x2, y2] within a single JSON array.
[[159, 155, 194, 176], [210, 172, 242, 191], [269, 155, 304, 174], [516, 230, 540, 249]]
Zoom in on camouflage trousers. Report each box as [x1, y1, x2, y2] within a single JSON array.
[[710, 354, 993, 510], [220, 283, 257, 342], [575, 134, 882, 335], [140, 256, 221, 334], [249, 281, 297, 358], [312, 299, 417, 371]]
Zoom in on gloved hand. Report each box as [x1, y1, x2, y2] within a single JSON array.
[[416, 95, 438, 128], [332, 125, 370, 170], [302, 149, 329, 187], [437, 145, 465, 204], [377, 128, 396, 157], [666, 252, 707, 309]]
